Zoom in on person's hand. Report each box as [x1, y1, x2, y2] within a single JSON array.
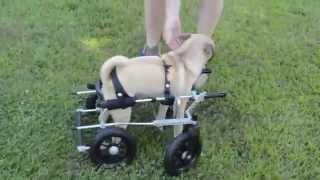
[[163, 18, 182, 50]]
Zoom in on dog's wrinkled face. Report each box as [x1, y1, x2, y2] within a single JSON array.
[[191, 34, 215, 61], [174, 34, 215, 64]]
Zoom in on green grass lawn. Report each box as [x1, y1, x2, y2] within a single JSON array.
[[1, 0, 319, 179]]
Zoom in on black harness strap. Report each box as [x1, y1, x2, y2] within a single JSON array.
[[108, 64, 174, 107], [160, 60, 175, 105], [162, 60, 172, 97], [98, 64, 212, 109], [111, 68, 130, 98], [98, 67, 136, 110]]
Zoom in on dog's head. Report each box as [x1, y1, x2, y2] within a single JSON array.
[[174, 33, 215, 61], [171, 33, 215, 75]]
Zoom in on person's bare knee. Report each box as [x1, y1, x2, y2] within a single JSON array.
[[144, 0, 166, 48]]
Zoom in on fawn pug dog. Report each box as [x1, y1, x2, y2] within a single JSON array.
[[99, 34, 215, 136]]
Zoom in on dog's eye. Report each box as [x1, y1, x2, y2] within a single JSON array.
[[203, 48, 211, 56], [203, 44, 213, 58], [203, 45, 213, 57]]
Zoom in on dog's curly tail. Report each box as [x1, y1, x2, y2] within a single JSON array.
[[100, 56, 130, 82]]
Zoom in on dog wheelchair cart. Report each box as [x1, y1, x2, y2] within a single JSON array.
[[74, 81, 226, 176]]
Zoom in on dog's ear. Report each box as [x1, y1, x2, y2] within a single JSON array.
[[177, 33, 191, 45]]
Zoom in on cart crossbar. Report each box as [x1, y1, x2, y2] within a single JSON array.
[[75, 118, 196, 130]]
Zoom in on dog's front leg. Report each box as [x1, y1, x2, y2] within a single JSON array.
[[156, 104, 169, 131], [156, 104, 169, 120], [173, 98, 188, 137]]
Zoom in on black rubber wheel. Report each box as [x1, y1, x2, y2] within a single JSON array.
[[89, 127, 136, 166], [85, 94, 97, 109], [164, 129, 202, 176]]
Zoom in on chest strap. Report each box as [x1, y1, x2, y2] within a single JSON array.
[[162, 60, 172, 97], [161, 60, 175, 105]]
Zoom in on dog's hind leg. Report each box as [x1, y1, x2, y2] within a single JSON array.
[[109, 108, 132, 129], [99, 109, 109, 125]]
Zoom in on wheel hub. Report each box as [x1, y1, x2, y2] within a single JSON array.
[[108, 145, 119, 155], [181, 151, 192, 160]]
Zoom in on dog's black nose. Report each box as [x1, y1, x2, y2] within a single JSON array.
[[201, 68, 212, 74]]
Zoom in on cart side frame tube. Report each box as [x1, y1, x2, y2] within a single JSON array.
[[75, 118, 196, 130], [75, 110, 83, 147]]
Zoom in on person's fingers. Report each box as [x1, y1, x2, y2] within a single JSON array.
[[168, 39, 180, 49], [163, 20, 182, 49], [165, 32, 180, 49], [167, 32, 185, 50], [170, 36, 183, 49]]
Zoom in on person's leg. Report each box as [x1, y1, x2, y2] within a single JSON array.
[[163, 0, 181, 50], [197, 0, 223, 36], [195, 0, 223, 88], [143, 0, 166, 56]]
